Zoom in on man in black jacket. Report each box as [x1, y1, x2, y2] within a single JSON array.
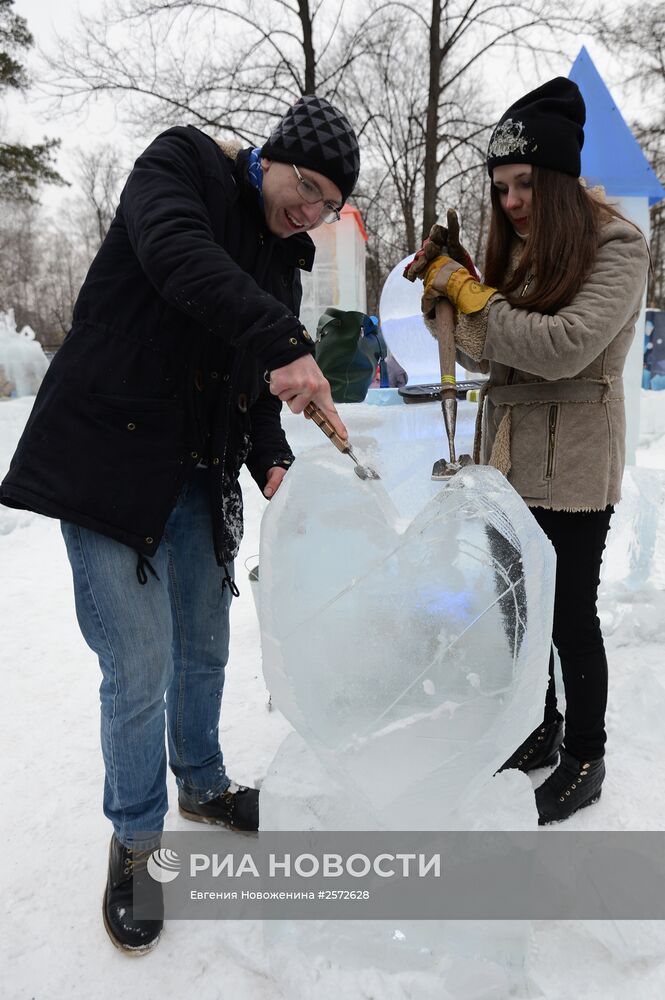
[[1, 95, 360, 953]]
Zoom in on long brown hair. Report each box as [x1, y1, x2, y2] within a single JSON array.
[[483, 166, 627, 315]]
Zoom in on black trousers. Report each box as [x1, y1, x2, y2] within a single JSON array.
[[530, 505, 613, 761]]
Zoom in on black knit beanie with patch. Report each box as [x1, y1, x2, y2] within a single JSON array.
[[486, 77, 586, 178], [261, 95, 360, 204]]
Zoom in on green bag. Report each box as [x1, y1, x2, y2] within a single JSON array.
[[315, 308, 386, 403]]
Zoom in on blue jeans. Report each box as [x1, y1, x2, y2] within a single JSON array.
[[61, 468, 235, 850]]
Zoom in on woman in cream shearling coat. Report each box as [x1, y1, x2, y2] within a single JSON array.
[[457, 211, 646, 511], [420, 78, 649, 824]]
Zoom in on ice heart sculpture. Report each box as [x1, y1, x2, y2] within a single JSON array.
[[259, 448, 555, 828]]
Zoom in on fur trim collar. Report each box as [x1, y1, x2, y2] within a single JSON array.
[[215, 139, 243, 161]]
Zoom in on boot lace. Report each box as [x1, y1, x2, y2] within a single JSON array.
[[122, 847, 153, 877], [558, 761, 591, 802]]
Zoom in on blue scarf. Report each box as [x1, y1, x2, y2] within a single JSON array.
[[248, 147, 264, 205]]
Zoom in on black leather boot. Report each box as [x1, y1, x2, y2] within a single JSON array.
[[498, 712, 564, 773], [178, 780, 259, 832], [535, 748, 605, 825], [103, 834, 163, 954]]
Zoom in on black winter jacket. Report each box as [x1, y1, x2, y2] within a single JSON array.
[[0, 125, 316, 564]]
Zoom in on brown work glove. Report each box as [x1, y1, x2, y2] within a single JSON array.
[[403, 209, 480, 283]]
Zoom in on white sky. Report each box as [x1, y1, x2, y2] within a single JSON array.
[[7, 0, 151, 207], [5, 0, 655, 212]]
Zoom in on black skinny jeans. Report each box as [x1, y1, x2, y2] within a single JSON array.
[[530, 505, 613, 761]]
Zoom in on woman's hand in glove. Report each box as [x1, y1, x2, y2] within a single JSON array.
[[404, 210, 496, 318], [403, 209, 480, 282], [423, 258, 498, 318]]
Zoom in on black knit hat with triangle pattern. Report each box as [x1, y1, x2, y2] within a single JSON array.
[[261, 95, 360, 204], [486, 77, 586, 178]]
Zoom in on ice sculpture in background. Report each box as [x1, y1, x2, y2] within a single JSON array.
[[0, 310, 49, 398], [379, 254, 467, 385], [259, 449, 555, 829]]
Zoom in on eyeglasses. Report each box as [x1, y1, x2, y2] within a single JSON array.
[[292, 164, 341, 224]]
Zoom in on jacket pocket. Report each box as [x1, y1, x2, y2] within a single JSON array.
[[549, 402, 612, 509], [83, 393, 184, 469], [79, 392, 186, 534], [503, 403, 551, 500]]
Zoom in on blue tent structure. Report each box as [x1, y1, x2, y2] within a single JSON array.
[[569, 46, 665, 205]]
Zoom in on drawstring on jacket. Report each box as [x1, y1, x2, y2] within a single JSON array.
[[136, 552, 160, 586], [135, 549, 239, 598], [472, 383, 512, 476], [222, 563, 240, 598]]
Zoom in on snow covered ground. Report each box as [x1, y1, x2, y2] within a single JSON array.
[[2, 390, 665, 999]]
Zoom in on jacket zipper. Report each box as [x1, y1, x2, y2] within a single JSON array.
[[545, 404, 558, 479], [505, 274, 534, 387], [521, 272, 534, 297]]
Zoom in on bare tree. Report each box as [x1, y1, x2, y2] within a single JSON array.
[[419, 0, 592, 238], [74, 145, 125, 250], [346, 0, 588, 310], [39, 0, 595, 311], [0, 145, 127, 346], [37, 223, 84, 340], [42, 0, 382, 143], [344, 0, 591, 315], [0, 199, 66, 342]]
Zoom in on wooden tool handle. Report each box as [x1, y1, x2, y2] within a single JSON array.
[[304, 401, 348, 453], [435, 299, 456, 400]]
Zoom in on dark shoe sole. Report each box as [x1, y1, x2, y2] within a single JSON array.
[[102, 886, 162, 956], [537, 789, 602, 827], [178, 804, 257, 836]]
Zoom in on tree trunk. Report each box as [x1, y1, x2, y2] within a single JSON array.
[[404, 197, 417, 254], [422, 0, 441, 240], [297, 0, 316, 94]]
